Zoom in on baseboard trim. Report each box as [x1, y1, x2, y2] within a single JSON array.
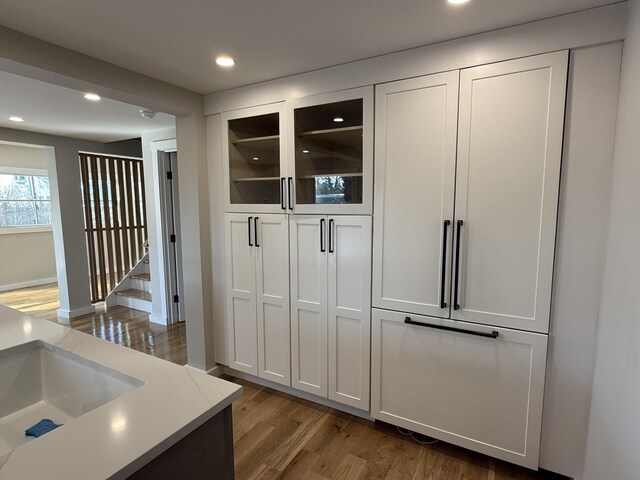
[[57, 304, 96, 319], [222, 366, 374, 421], [149, 313, 167, 325], [0, 277, 57, 293]]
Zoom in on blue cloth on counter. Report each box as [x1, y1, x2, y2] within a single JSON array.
[[25, 419, 62, 438]]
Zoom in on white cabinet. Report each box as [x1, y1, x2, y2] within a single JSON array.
[[290, 215, 371, 409], [373, 52, 567, 333], [287, 87, 374, 215], [222, 103, 288, 214], [224, 213, 290, 385], [371, 308, 548, 469], [452, 52, 568, 333], [373, 71, 459, 318]]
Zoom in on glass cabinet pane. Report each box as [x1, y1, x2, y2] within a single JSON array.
[[228, 113, 281, 205], [294, 99, 363, 205]]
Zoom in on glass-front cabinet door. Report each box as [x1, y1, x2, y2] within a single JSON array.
[[222, 103, 287, 213], [288, 86, 373, 214]]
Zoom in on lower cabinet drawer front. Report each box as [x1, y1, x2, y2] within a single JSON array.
[[371, 309, 547, 469]]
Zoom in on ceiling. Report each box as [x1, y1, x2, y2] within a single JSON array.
[[0, 0, 619, 95], [0, 70, 175, 143]]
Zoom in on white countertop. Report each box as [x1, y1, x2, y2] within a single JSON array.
[[0, 305, 242, 480]]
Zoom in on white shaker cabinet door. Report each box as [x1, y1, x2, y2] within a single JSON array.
[[327, 216, 372, 410], [452, 51, 568, 333], [255, 214, 291, 386], [290, 215, 328, 397], [373, 71, 459, 318], [224, 213, 258, 375], [371, 308, 548, 469]]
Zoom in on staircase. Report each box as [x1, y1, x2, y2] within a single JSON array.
[[105, 255, 153, 314]]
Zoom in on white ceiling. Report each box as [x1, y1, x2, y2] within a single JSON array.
[[0, 70, 175, 143], [0, 0, 619, 95]]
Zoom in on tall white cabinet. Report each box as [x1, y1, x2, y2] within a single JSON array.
[[224, 213, 290, 385], [371, 51, 568, 469], [290, 215, 371, 410]]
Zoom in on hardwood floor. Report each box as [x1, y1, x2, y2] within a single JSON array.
[[0, 283, 187, 365], [226, 376, 563, 480]]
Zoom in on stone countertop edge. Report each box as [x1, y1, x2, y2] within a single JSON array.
[[0, 304, 242, 480]]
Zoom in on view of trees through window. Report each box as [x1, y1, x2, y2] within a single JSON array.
[[0, 174, 52, 227], [315, 176, 348, 204]]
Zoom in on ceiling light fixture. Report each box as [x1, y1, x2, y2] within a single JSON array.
[[140, 110, 157, 119], [302, 150, 310, 154], [84, 93, 101, 101], [216, 56, 235, 67], [8, 116, 24, 122], [333, 117, 344, 123], [252, 157, 259, 161], [447, 0, 470, 5]]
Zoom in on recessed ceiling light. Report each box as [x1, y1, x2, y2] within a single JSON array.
[[252, 157, 259, 161], [216, 56, 235, 67], [84, 93, 101, 101], [8, 116, 24, 122], [333, 117, 344, 123], [302, 150, 310, 154], [448, 0, 470, 4]]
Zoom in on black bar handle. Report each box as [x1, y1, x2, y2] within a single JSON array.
[[288, 177, 294, 210], [440, 220, 450, 309], [328, 219, 334, 253], [453, 219, 463, 310], [320, 218, 326, 252], [404, 317, 498, 339], [254, 217, 259, 247], [248, 216, 253, 247], [280, 178, 286, 210]]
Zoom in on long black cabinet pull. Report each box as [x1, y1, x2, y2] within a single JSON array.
[[453, 219, 463, 310], [329, 219, 335, 253], [404, 317, 499, 339], [440, 220, 450, 309], [254, 217, 259, 247], [320, 218, 326, 252], [288, 177, 294, 210], [280, 178, 286, 210], [248, 216, 253, 247]]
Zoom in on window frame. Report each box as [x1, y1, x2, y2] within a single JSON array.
[[0, 166, 53, 233]]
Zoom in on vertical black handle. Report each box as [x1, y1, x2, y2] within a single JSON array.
[[280, 178, 286, 210], [440, 220, 450, 309], [254, 217, 259, 247], [248, 216, 253, 247], [328, 219, 334, 253], [288, 177, 294, 210], [453, 220, 463, 310], [320, 218, 326, 252]]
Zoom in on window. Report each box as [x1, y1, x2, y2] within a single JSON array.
[[0, 174, 52, 227]]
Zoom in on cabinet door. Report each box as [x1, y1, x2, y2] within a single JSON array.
[[287, 86, 374, 215], [222, 103, 288, 214], [327, 216, 371, 410], [224, 213, 258, 375], [452, 52, 568, 333], [290, 215, 328, 396], [373, 72, 459, 318], [371, 308, 547, 469], [254, 214, 291, 385]]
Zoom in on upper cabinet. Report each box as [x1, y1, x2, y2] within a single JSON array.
[[287, 86, 374, 214], [222, 103, 287, 213]]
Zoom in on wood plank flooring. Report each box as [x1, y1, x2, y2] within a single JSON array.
[[0, 283, 187, 365], [226, 377, 564, 480]]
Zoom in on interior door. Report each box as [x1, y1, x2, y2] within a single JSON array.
[[290, 215, 328, 396], [255, 214, 291, 386], [373, 71, 459, 318], [452, 51, 568, 333], [327, 215, 372, 410], [224, 213, 258, 374]]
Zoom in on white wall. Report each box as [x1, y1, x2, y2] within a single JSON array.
[[584, 1, 640, 478], [0, 143, 57, 291], [539, 42, 622, 479]]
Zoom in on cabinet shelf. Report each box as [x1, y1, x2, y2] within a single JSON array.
[[233, 176, 280, 183], [232, 134, 279, 145], [299, 173, 363, 179]]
